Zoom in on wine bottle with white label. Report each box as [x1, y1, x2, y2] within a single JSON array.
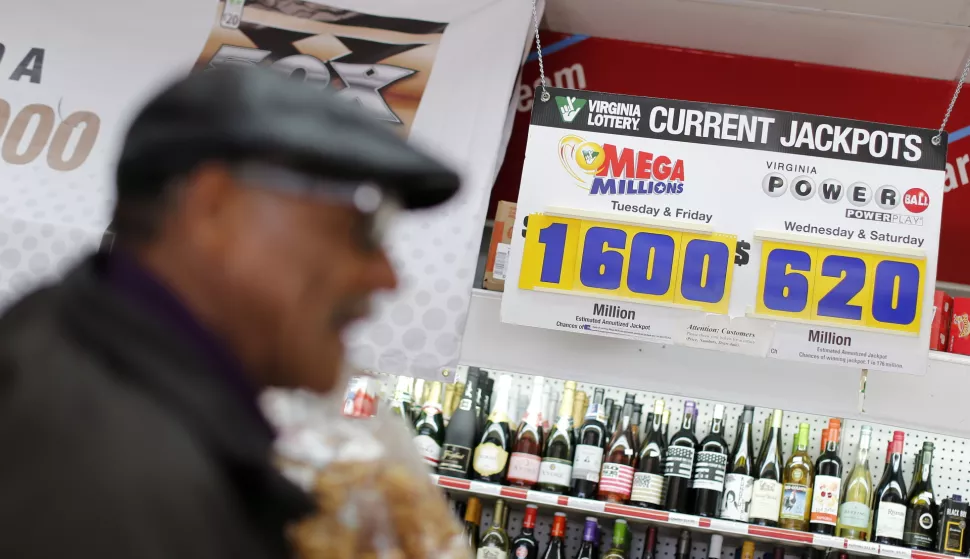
[[780, 423, 814, 531], [439, 371, 481, 478], [413, 381, 445, 468], [810, 425, 843, 534], [837, 425, 873, 541], [873, 431, 908, 546], [473, 375, 513, 483], [537, 381, 576, 494], [632, 399, 667, 509], [749, 409, 784, 527], [693, 403, 729, 517], [721, 406, 755, 522], [664, 400, 699, 513], [903, 442, 938, 550], [571, 388, 608, 499]]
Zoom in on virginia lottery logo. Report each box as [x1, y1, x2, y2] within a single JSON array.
[[555, 95, 587, 123], [558, 134, 685, 196]]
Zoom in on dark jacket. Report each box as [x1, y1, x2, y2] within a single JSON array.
[[0, 254, 315, 558]]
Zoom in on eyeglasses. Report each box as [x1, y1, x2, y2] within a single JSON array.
[[229, 162, 400, 251]]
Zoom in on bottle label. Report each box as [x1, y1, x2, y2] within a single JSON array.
[[631, 472, 665, 505], [514, 544, 532, 559], [507, 452, 541, 484], [810, 475, 841, 525], [944, 520, 964, 553], [478, 548, 509, 559], [721, 473, 754, 522], [572, 444, 604, 482], [875, 501, 907, 540], [838, 501, 871, 530], [413, 435, 442, 466], [438, 444, 472, 475], [904, 510, 936, 548], [600, 463, 635, 499], [473, 442, 509, 476], [664, 446, 695, 479], [750, 479, 783, 522], [538, 458, 572, 488], [693, 451, 728, 492], [780, 483, 809, 520]]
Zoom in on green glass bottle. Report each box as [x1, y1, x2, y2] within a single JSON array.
[[602, 519, 630, 559]]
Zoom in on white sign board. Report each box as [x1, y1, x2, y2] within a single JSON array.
[[501, 87, 947, 374]]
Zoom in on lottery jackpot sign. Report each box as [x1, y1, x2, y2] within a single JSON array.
[[501, 88, 947, 374]]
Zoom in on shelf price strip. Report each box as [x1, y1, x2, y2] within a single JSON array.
[[752, 233, 925, 335], [518, 212, 737, 314]]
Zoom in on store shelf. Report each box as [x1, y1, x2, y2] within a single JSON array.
[[432, 474, 951, 559]]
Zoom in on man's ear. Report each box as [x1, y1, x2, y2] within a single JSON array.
[[180, 163, 238, 251]]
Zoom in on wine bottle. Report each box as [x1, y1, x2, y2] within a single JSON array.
[[478, 499, 510, 559], [780, 423, 814, 531], [607, 400, 622, 438], [412, 378, 426, 424], [693, 403, 730, 517], [443, 383, 457, 425], [439, 371, 481, 478], [708, 535, 723, 559], [661, 409, 671, 451], [506, 505, 538, 559], [572, 390, 588, 440], [811, 426, 843, 534], [641, 526, 658, 559], [389, 376, 414, 421], [740, 541, 756, 559], [477, 375, 494, 439], [750, 409, 784, 527], [464, 496, 482, 549], [664, 400, 699, 512], [631, 403, 643, 442], [540, 512, 568, 559], [721, 406, 756, 522], [599, 397, 640, 503], [632, 399, 667, 509], [674, 530, 692, 559], [574, 517, 599, 559], [602, 520, 630, 559], [538, 381, 577, 494], [474, 375, 514, 482], [507, 376, 546, 488], [837, 425, 873, 541], [873, 431, 908, 546], [540, 384, 552, 431], [413, 381, 446, 468], [571, 388, 608, 499], [903, 442, 938, 550]]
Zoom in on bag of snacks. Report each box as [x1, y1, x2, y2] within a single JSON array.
[[262, 388, 470, 559]]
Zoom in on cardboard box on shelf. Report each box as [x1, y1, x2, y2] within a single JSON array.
[[948, 297, 970, 355], [483, 201, 516, 292], [931, 290, 954, 351]]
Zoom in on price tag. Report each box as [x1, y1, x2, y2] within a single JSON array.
[[754, 235, 925, 335], [667, 513, 701, 527], [881, 546, 913, 559], [569, 497, 606, 513], [519, 212, 736, 314], [220, 0, 246, 29], [845, 540, 880, 555]]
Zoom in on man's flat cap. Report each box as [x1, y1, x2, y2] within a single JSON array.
[[116, 67, 460, 209]]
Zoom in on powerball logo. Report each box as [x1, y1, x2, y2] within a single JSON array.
[[558, 135, 686, 195]]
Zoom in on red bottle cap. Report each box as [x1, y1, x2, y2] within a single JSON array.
[[523, 504, 538, 529], [551, 512, 567, 537]]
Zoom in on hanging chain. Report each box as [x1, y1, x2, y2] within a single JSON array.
[[934, 54, 970, 146], [531, 0, 549, 102]]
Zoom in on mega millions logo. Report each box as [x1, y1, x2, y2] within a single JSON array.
[[558, 135, 686, 196]]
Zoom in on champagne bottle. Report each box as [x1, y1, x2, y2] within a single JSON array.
[[439, 371, 481, 478], [478, 499, 511, 559], [693, 403, 730, 517], [464, 497, 482, 549], [538, 381, 577, 494], [477, 375, 494, 439], [811, 426, 843, 534], [664, 400, 699, 512], [571, 388, 608, 499], [574, 517, 599, 559], [873, 431, 908, 546], [443, 383, 457, 425], [750, 409, 784, 527], [602, 520, 631, 559], [721, 406, 756, 522], [903, 442, 938, 550], [780, 423, 814, 531], [838, 425, 873, 541], [412, 378, 426, 424], [540, 512, 567, 559], [632, 399, 667, 509], [413, 381, 446, 468], [572, 390, 588, 439], [473, 375, 514, 482], [507, 376, 546, 488], [599, 396, 640, 503]]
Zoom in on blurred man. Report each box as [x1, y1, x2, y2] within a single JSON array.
[[0, 68, 458, 558]]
